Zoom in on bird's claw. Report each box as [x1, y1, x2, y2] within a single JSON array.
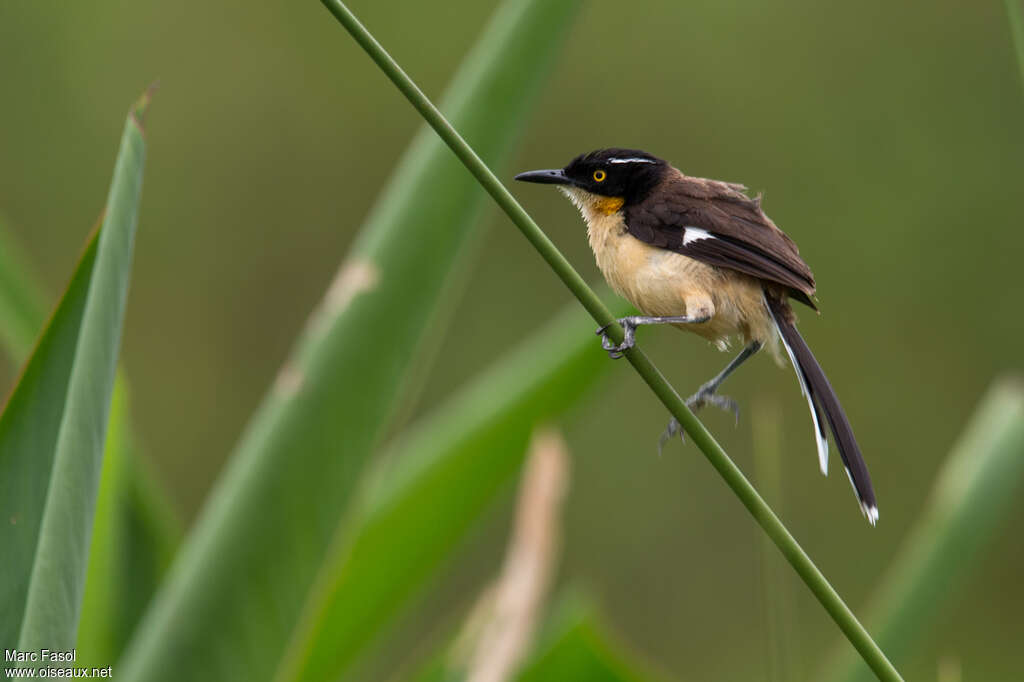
[[659, 388, 740, 453], [658, 417, 683, 455], [595, 318, 636, 359], [686, 389, 740, 424]]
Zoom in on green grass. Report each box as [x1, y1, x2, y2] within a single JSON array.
[[273, 297, 626, 682], [1, 91, 148, 659], [76, 376, 179, 668], [0, 197, 178, 671], [0, 228, 101, 651], [116, 2, 581, 680]]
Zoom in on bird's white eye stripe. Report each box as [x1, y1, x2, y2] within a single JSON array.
[[682, 227, 714, 245], [607, 157, 657, 164]]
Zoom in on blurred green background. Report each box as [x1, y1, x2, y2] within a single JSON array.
[[2, 0, 1023, 679]]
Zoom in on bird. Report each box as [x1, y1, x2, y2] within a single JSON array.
[[515, 148, 877, 525]]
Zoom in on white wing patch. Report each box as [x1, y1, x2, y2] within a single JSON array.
[[682, 227, 714, 246], [607, 157, 657, 164], [773, 313, 829, 475]]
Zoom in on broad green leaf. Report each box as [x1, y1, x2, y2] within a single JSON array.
[[0, 212, 179, 667], [76, 377, 180, 668], [824, 376, 1024, 682], [276, 297, 624, 682], [76, 378, 132, 661], [0, 217, 48, 362], [0, 230, 99, 650], [117, 1, 580, 680], [1, 93, 148, 655]]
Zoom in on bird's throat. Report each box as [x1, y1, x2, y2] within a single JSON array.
[[596, 196, 624, 215]]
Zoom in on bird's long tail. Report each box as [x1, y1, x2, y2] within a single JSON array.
[[765, 294, 878, 524]]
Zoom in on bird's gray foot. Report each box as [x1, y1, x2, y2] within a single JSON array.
[[685, 384, 739, 422], [595, 317, 639, 359], [658, 417, 683, 455], [657, 384, 740, 453], [595, 314, 710, 359]]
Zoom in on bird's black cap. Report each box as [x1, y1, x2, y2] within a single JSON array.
[[516, 148, 667, 203]]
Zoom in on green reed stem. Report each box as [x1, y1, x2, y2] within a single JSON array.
[[319, 2, 902, 679]]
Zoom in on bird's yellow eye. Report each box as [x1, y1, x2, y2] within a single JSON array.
[[593, 169, 606, 182]]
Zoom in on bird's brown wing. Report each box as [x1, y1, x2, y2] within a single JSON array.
[[624, 173, 817, 308]]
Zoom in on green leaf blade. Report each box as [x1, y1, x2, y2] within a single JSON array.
[[76, 376, 180, 667], [0, 234, 98, 649], [0, 164, 178, 665], [118, 2, 580, 680], [276, 298, 622, 682], [13, 103, 146, 652]]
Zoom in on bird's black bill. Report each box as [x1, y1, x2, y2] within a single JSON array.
[[514, 168, 570, 185]]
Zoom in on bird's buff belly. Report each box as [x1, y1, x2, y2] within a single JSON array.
[[592, 228, 768, 346]]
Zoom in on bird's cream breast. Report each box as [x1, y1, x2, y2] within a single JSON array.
[[580, 199, 712, 315], [567, 186, 774, 349]]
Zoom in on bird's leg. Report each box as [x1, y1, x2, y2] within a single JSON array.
[[659, 341, 763, 453], [595, 314, 711, 359]]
